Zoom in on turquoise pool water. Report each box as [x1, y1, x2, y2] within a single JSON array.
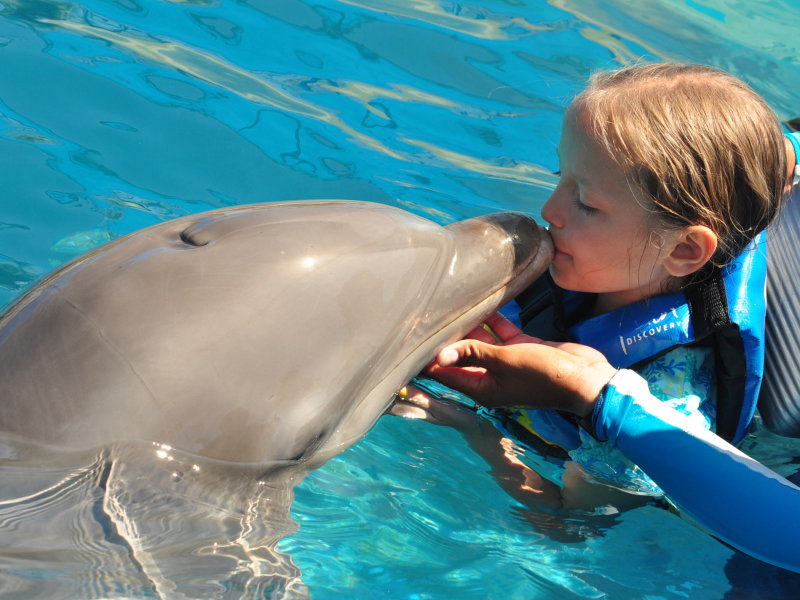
[[1, 1, 800, 598]]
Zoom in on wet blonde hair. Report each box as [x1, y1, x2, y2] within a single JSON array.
[[572, 63, 787, 276]]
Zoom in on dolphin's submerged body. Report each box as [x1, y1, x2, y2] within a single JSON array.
[[0, 200, 551, 598]]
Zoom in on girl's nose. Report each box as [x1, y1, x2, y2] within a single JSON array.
[[540, 190, 563, 228]]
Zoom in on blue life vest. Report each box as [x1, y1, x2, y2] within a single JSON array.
[[502, 231, 768, 447]]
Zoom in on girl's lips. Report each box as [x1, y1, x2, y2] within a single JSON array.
[[551, 241, 571, 265], [547, 230, 569, 260], [553, 250, 570, 265], [551, 240, 569, 259]]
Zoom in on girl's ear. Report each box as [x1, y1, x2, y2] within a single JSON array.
[[663, 225, 718, 277]]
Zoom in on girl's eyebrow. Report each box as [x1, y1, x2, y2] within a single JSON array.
[[555, 144, 590, 184]]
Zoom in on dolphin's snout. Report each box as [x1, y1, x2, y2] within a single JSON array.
[[472, 212, 554, 308], [485, 212, 552, 275], [442, 211, 553, 314], [471, 212, 554, 279]]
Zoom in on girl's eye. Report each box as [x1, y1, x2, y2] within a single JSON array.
[[552, 170, 561, 176], [573, 196, 598, 214]]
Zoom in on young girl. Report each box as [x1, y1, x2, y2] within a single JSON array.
[[394, 63, 800, 570]]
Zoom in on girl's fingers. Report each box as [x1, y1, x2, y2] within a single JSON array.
[[481, 311, 521, 341], [463, 323, 502, 344]]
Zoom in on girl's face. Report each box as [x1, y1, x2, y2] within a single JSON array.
[[541, 107, 675, 315]]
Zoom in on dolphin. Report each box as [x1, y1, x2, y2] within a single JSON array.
[[0, 200, 552, 598], [0, 200, 552, 467], [0, 200, 551, 598]]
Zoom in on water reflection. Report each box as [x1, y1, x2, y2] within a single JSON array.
[[0, 437, 309, 598]]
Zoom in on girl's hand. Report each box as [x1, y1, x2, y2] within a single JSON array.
[[426, 312, 617, 420], [388, 384, 483, 433]]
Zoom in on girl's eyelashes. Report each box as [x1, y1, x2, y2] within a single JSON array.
[[552, 170, 561, 176], [573, 195, 598, 214]]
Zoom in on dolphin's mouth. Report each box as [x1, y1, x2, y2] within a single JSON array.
[[499, 214, 554, 285], [453, 211, 554, 304], [510, 226, 554, 296]]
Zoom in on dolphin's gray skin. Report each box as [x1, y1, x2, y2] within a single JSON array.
[[0, 200, 551, 467], [0, 200, 551, 598]]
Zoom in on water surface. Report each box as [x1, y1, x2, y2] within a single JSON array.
[[1, 1, 800, 598]]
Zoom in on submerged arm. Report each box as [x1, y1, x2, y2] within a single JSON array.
[[594, 369, 800, 573]]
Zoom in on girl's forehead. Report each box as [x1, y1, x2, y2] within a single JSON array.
[[560, 105, 605, 147], [562, 102, 634, 160], [563, 102, 594, 131], [558, 111, 611, 162]]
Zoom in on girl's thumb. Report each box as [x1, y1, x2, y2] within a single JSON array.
[[436, 339, 501, 369]]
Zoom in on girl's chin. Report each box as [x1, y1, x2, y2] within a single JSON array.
[[548, 263, 589, 294], [548, 254, 572, 281], [547, 263, 571, 289]]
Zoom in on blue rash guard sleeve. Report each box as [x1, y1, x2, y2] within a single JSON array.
[[592, 369, 800, 573], [787, 131, 800, 187]]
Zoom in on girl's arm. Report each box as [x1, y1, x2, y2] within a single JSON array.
[[391, 387, 564, 510], [427, 313, 800, 573], [593, 369, 800, 573], [391, 386, 649, 512], [786, 131, 799, 192]]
